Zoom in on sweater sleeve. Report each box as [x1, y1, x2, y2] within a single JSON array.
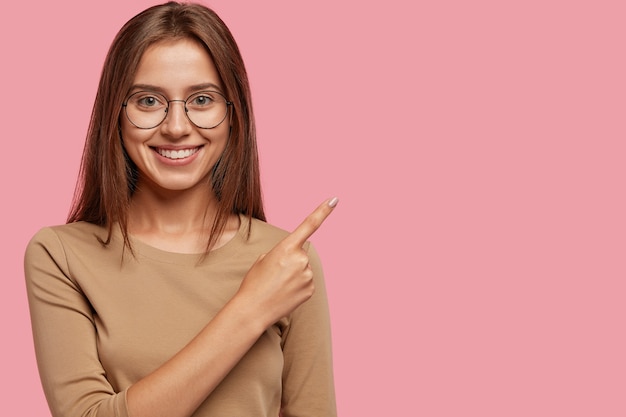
[[280, 243, 337, 417], [24, 227, 130, 417]]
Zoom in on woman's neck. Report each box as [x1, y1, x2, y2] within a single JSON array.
[[127, 184, 238, 254]]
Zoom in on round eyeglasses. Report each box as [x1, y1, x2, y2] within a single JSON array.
[[122, 90, 232, 129]]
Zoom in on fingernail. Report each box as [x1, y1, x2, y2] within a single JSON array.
[[328, 197, 339, 208]]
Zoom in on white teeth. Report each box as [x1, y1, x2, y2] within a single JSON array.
[[156, 147, 199, 160]]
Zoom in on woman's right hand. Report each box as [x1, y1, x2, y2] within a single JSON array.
[[235, 197, 338, 328]]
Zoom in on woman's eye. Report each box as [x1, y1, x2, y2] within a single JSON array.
[[191, 94, 215, 106], [138, 96, 160, 107]]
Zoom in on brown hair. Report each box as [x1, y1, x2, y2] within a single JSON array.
[[67, 1, 265, 253]]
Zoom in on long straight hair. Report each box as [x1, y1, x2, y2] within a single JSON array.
[[67, 1, 265, 253]]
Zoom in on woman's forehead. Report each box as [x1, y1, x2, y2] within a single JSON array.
[[133, 38, 224, 94]]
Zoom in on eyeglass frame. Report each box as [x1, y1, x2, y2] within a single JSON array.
[[122, 90, 233, 130]]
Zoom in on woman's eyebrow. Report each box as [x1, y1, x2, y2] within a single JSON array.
[[129, 83, 223, 94], [188, 82, 223, 92], [129, 83, 166, 93]]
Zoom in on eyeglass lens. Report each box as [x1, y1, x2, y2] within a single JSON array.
[[124, 91, 229, 129]]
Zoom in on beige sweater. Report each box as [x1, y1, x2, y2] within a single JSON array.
[[24, 217, 336, 417]]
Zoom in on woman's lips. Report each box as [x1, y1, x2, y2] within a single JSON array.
[[152, 146, 202, 160]]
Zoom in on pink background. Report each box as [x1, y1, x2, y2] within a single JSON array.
[[1, 0, 625, 415]]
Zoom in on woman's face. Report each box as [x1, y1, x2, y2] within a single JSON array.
[[120, 38, 230, 196]]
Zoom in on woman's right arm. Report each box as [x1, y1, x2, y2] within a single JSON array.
[[25, 227, 131, 417]]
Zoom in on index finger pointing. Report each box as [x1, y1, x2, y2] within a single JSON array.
[[283, 197, 339, 248]]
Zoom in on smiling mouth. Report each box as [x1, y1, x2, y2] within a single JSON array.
[[153, 146, 202, 160]]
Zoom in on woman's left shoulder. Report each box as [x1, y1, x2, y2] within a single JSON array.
[[245, 217, 320, 257], [245, 217, 290, 246]]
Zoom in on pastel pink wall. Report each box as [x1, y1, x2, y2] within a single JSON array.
[[2, 0, 625, 415]]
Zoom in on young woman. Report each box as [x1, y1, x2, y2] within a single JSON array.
[[24, 2, 338, 416]]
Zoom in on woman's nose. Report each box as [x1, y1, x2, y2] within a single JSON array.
[[161, 100, 192, 138]]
